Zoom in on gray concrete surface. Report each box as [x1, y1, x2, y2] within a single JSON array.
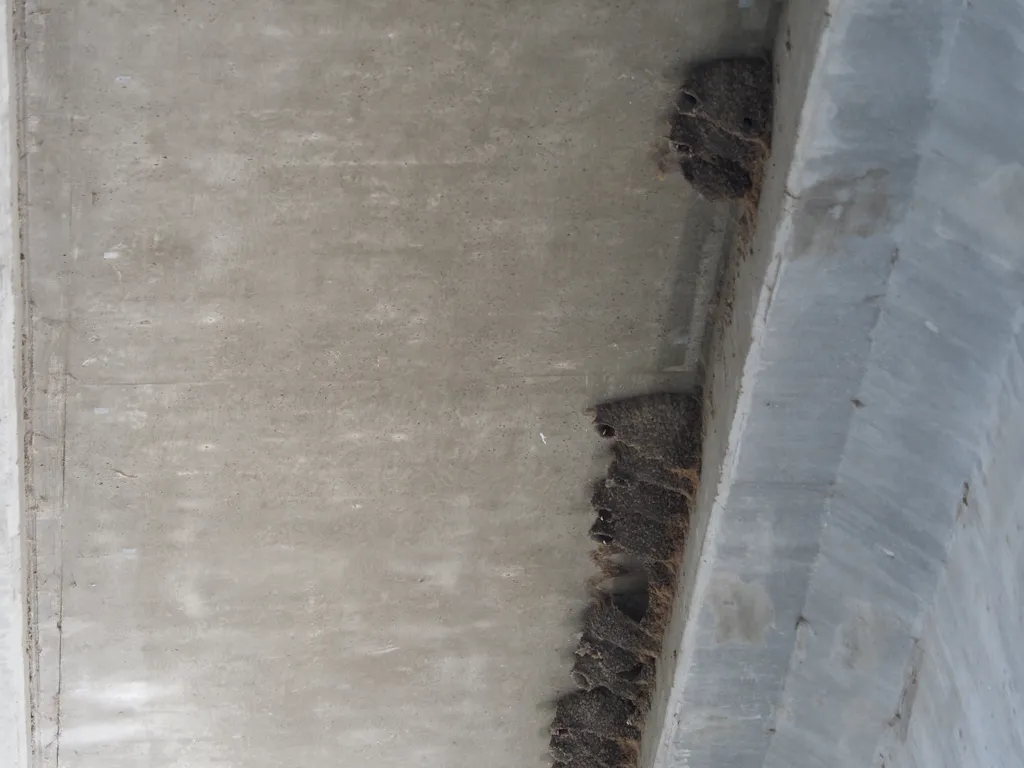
[[651, 1, 1024, 767], [1, 0, 28, 764], [17, 1, 770, 767]]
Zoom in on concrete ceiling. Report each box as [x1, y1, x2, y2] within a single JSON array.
[[19, 1, 770, 766], [9, 2, 1022, 767]]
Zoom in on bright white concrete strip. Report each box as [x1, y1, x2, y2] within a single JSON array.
[[0, 0, 29, 764], [651, 1, 1024, 767]]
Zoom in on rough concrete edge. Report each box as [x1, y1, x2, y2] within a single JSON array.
[[642, 2, 832, 765], [0, 0, 28, 763]]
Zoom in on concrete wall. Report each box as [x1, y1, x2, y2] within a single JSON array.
[[880, 314, 1024, 768], [0, 0, 29, 762], [12, 0, 1020, 765], [651, 1, 1024, 767], [16, 2, 768, 767]]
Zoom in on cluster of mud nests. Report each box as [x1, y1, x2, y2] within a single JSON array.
[[548, 57, 771, 767], [670, 57, 773, 201], [551, 393, 702, 768]]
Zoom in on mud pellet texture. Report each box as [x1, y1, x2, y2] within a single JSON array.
[[549, 391, 702, 768], [670, 56, 774, 201]]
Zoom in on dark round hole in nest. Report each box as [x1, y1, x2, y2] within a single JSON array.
[[596, 424, 615, 438], [611, 590, 649, 623], [623, 664, 646, 682], [679, 91, 698, 110], [742, 117, 754, 130]]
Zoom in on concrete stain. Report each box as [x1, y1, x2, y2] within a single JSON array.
[[709, 576, 774, 644], [832, 601, 890, 673], [791, 167, 893, 258]]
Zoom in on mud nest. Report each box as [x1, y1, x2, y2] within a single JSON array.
[[669, 57, 773, 202], [550, 393, 702, 768]]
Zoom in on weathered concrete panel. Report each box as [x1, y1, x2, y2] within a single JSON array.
[[652, 1, 1024, 767], [0, 0, 28, 764]]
